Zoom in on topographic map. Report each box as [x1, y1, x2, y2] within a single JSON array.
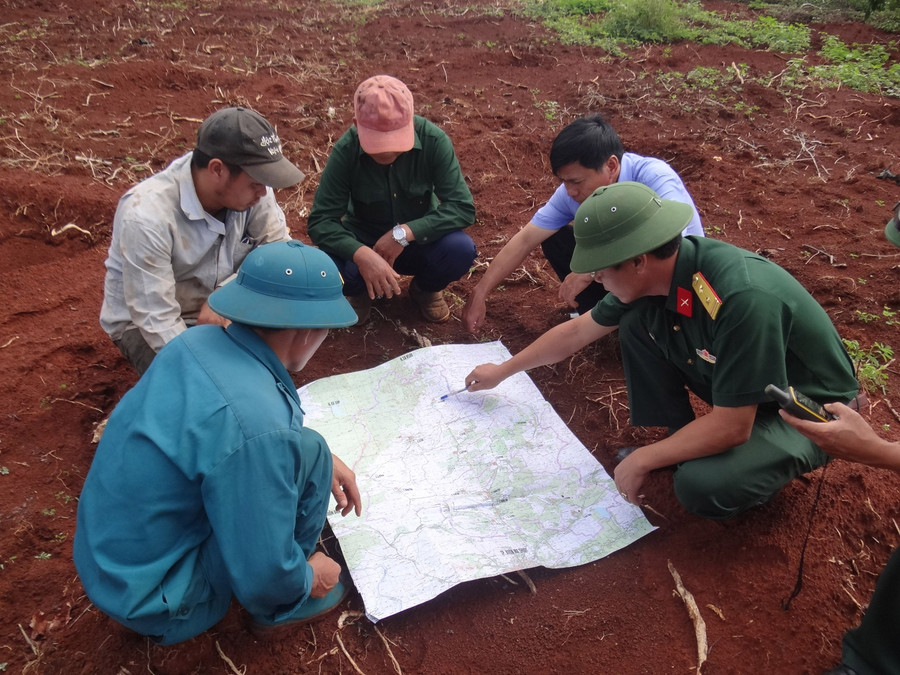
[[298, 341, 655, 622]]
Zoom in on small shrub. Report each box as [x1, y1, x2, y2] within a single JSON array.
[[843, 339, 894, 393]]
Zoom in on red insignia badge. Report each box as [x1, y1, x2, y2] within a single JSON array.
[[676, 287, 692, 317]]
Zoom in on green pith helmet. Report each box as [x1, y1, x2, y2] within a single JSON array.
[[885, 201, 900, 248], [570, 182, 693, 273], [208, 240, 356, 328]]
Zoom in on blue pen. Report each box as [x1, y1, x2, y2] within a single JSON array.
[[439, 382, 474, 401]]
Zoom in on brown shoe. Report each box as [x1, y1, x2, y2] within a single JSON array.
[[409, 282, 450, 322], [347, 293, 371, 324]]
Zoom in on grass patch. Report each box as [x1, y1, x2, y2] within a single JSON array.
[[521, 0, 898, 97], [843, 339, 894, 394]]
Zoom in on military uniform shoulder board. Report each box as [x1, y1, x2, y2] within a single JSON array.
[[691, 272, 723, 320]]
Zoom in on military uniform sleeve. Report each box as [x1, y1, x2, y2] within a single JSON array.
[[307, 131, 365, 261], [706, 289, 791, 407], [404, 122, 475, 243], [591, 293, 631, 327]]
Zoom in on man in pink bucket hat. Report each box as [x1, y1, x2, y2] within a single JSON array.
[[308, 75, 476, 323]]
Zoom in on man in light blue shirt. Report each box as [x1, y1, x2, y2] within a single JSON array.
[[76, 241, 361, 644], [463, 113, 703, 331]]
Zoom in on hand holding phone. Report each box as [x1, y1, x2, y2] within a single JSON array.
[[765, 384, 835, 423]]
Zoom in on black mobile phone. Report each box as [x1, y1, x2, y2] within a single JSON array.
[[765, 384, 835, 423]]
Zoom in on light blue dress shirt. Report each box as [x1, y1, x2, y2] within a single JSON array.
[[531, 152, 704, 237]]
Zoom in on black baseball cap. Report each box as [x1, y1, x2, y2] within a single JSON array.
[[196, 107, 305, 189]]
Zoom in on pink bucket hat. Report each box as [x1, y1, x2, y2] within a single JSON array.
[[353, 75, 415, 155]]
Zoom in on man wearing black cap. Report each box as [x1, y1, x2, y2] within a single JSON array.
[[467, 182, 859, 521], [781, 202, 900, 675], [76, 240, 361, 644], [100, 106, 305, 374]]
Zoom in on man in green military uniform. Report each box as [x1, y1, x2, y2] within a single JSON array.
[[466, 182, 859, 520]]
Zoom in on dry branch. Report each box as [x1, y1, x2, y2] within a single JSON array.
[[214, 641, 246, 675], [668, 561, 709, 674], [374, 624, 404, 675], [335, 633, 366, 674], [51, 222, 92, 238], [516, 569, 537, 594]]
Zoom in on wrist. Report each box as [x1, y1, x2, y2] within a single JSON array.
[[471, 284, 489, 301], [392, 224, 410, 247]]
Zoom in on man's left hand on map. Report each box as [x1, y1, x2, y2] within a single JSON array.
[[332, 454, 362, 516], [613, 451, 649, 505]]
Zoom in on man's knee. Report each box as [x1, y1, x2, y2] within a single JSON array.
[[437, 230, 477, 274], [673, 465, 779, 520]]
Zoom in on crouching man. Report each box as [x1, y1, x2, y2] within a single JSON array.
[[75, 240, 361, 644], [467, 183, 860, 520]]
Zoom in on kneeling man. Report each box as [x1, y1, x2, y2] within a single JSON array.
[[75, 241, 361, 644]]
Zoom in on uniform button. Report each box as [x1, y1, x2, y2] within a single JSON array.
[[178, 607, 189, 616], [672, 325, 680, 332], [687, 359, 693, 365]]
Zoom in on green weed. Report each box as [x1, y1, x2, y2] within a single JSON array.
[[843, 339, 894, 393], [810, 35, 900, 96], [520, 0, 896, 98]]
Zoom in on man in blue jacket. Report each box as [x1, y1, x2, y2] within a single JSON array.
[[75, 241, 361, 644]]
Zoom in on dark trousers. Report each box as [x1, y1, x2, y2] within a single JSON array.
[[540, 226, 607, 314], [843, 545, 900, 674], [113, 328, 158, 376], [333, 230, 477, 296]]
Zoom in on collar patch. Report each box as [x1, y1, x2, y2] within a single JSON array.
[[676, 287, 692, 317]]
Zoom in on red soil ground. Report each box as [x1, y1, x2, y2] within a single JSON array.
[[1, 1, 898, 672]]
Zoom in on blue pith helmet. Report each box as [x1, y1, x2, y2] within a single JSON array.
[[208, 241, 356, 328]]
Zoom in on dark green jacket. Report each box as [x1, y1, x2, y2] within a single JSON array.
[[593, 236, 858, 407], [307, 115, 475, 261]]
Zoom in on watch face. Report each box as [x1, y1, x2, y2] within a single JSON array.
[[393, 226, 405, 242]]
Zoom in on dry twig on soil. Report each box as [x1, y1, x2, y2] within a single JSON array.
[[335, 633, 366, 674], [516, 569, 537, 594], [214, 641, 246, 675], [374, 624, 404, 675], [668, 560, 709, 674]]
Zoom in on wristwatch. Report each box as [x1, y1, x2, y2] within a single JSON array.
[[392, 224, 409, 248]]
